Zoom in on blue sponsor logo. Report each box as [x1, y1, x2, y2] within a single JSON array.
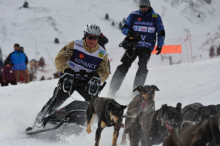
[[148, 27, 155, 33], [134, 21, 153, 26], [74, 58, 97, 69], [68, 61, 76, 68], [138, 41, 152, 47]]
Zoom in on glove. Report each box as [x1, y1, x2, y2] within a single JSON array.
[[64, 68, 75, 74], [127, 29, 134, 36], [119, 30, 140, 51], [127, 30, 140, 40], [156, 46, 162, 55], [87, 71, 101, 96], [88, 71, 100, 79], [60, 68, 75, 93]]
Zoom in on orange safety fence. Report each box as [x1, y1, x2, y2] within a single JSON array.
[[152, 45, 182, 54]]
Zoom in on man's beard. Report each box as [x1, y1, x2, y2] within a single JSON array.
[[140, 7, 151, 15], [141, 10, 148, 15]]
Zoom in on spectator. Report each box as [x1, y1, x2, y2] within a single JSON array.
[[19, 46, 29, 82], [108, 0, 165, 98], [98, 33, 109, 50], [0, 63, 17, 86], [98, 33, 111, 73], [38, 57, 45, 70], [23, 1, 29, 8], [4, 44, 29, 83], [0, 47, 3, 67], [20, 46, 28, 61]]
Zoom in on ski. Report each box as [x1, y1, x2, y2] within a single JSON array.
[[25, 120, 65, 135]]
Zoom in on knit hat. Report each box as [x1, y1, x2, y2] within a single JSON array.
[[139, 0, 151, 7]]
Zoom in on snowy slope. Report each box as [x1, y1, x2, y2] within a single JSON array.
[[0, 57, 220, 146], [1, 0, 220, 61]]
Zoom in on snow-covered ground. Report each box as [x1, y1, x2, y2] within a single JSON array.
[[0, 57, 220, 146]]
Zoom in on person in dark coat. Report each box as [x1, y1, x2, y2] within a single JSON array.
[[0, 63, 17, 86], [98, 33, 108, 50], [0, 47, 3, 67]]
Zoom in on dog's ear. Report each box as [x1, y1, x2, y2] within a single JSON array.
[[176, 103, 182, 110], [121, 105, 127, 110], [162, 104, 168, 112], [133, 86, 144, 92], [216, 105, 220, 112], [107, 102, 113, 110], [151, 85, 159, 91]]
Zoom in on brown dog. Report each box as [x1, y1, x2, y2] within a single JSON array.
[[129, 103, 182, 146], [163, 114, 220, 146], [121, 85, 159, 145], [86, 97, 127, 146]]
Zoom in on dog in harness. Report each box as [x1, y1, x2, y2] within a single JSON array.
[[163, 114, 220, 146], [86, 97, 127, 146], [121, 85, 159, 145], [129, 103, 182, 146]]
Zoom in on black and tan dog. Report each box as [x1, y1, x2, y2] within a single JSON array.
[[86, 97, 127, 146], [163, 114, 220, 146], [121, 85, 159, 145], [129, 103, 183, 146]]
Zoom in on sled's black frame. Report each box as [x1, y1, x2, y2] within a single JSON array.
[[26, 100, 88, 135]]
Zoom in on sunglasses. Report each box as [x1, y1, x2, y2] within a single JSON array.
[[140, 6, 149, 8], [87, 36, 99, 40]]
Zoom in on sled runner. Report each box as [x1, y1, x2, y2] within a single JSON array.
[[25, 100, 88, 135]]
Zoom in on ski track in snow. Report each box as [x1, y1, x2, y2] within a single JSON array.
[[0, 58, 220, 146]]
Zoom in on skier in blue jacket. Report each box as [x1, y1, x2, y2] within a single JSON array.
[[109, 0, 165, 98]]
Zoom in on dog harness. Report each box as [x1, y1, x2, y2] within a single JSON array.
[[174, 128, 183, 146], [102, 100, 114, 126], [209, 118, 217, 146]]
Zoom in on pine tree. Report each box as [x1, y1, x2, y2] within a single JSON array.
[[216, 45, 220, 56], [54, 38, 59, 44], [119, 22, 123, 30], [123, 18, 126, 23], [105, 13, 109, 20], [209, 46, 215, 58], [111, 21, 115, 26]]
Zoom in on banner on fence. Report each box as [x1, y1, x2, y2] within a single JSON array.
[[152, 45, 182, 54]]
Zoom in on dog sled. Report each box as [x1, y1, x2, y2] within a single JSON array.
[[25, 71, 106, 135], [25, 100, 88, 135]]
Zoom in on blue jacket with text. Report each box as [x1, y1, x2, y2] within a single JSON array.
[[122, 8, 165, 51]]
